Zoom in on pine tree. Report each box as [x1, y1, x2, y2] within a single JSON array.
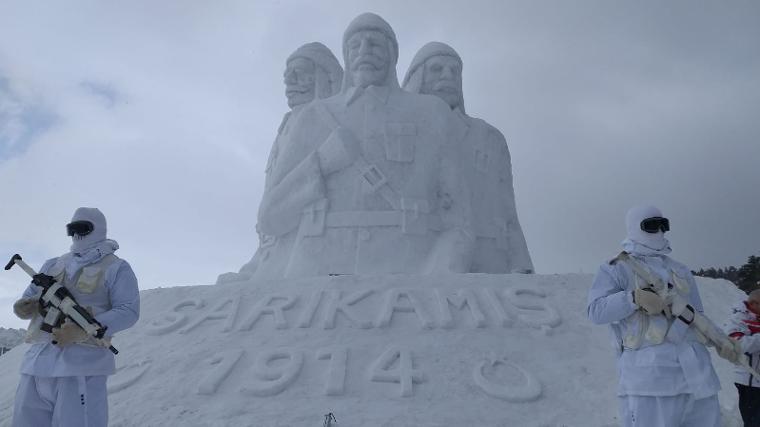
[[693, 253, 760, 294], [738, 255, 760, 292]]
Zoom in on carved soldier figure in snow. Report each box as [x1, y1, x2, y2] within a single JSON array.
[[255, 13, 473, 277], [403, 42, 533, 274], [218, 42, 343, 283]]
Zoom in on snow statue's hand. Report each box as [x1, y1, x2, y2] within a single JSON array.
[[13, 297, 40, 320], [52, 318, 89, 347], [632, 288, 666, 316], [316, 126, 361, 175]]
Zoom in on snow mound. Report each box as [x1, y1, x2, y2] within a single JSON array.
[[0, 329, 25, 352], [0, 274, 747, 426]]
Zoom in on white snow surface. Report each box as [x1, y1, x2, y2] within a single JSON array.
[[0, 274, 747, 426], [0, 329, 24, 350], [0, 329, 24, 358]]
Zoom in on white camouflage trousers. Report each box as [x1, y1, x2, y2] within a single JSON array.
[[619, 394, 720, 427], [12, 374, 108, 427]]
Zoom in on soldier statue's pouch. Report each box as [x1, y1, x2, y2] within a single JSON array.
[[300, 198, 328, 237], [384, 122, 416, 163], [76, 266, 103, 294], [401, 198, 429, 235]]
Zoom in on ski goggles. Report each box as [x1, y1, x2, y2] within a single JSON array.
[[640, 216, 670, 234], [66, 220, 94, 237]]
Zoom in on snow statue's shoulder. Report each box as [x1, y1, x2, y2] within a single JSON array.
[[399, 90, 456, 116], [470, 115, 506, 141], [293, 92, 348, 126]]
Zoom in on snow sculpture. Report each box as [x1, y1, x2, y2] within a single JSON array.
[[218, 15, 535, 282], [403, 42, 533, 273], [473, 357, 542, 402], [119, 280, 559, 404], [250, 13, 473, 278], [218, 42, 343, 283]]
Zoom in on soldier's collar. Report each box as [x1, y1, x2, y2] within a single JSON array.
[[345, 85, 390, 106]]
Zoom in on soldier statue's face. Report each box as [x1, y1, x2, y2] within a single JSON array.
[[346, 30, 390, 88], [284, 57, 316, 108], [421, 55, 463, 110]]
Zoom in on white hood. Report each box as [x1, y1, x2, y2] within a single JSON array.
[[622, 205, 671, 255], [69, 207, 108, 253]]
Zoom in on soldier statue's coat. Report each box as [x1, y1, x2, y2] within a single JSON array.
[[222, 42, 343, 282], [256, 13, 473, 277], [403, 42, 533, 274]]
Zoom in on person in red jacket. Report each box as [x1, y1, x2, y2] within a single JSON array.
[[725, 289, 760, 426]]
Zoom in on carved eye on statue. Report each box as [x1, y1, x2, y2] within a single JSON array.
[[284, 57, 315, 83], [296, 70, 314, 84], [348, 31, 388, 59]]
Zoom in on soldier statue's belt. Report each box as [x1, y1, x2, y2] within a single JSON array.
[[323, 210, 442, 230], [299, 205, 443, 237]]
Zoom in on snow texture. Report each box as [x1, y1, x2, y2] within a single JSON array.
[[0, 274, 747, 426], [0, 329, 24, 356]]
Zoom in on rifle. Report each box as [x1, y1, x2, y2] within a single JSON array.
[[5, 254, 118, 354], [617, 251, 758, 377]]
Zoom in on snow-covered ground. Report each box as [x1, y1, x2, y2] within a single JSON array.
[[0, 274, 746, 426], [0, 328, 24, 356]]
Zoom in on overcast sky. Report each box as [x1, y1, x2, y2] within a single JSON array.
[[1, 0, 758, 329]]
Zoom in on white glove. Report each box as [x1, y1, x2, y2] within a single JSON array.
[[316, 127, 361, 175], [717, 337, 744, 365], [632, 288, 666, 315], [52, 319, 89, 347], [13, 298, 39, 320]]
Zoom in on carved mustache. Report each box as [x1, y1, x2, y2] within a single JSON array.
[[351, 55, 385, 71], [433, 82, 459, 92], [286, 85, 311, 95]]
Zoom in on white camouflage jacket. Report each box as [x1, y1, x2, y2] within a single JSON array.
[[19, 247, 140, 377], [587, 248, 720, 399]]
